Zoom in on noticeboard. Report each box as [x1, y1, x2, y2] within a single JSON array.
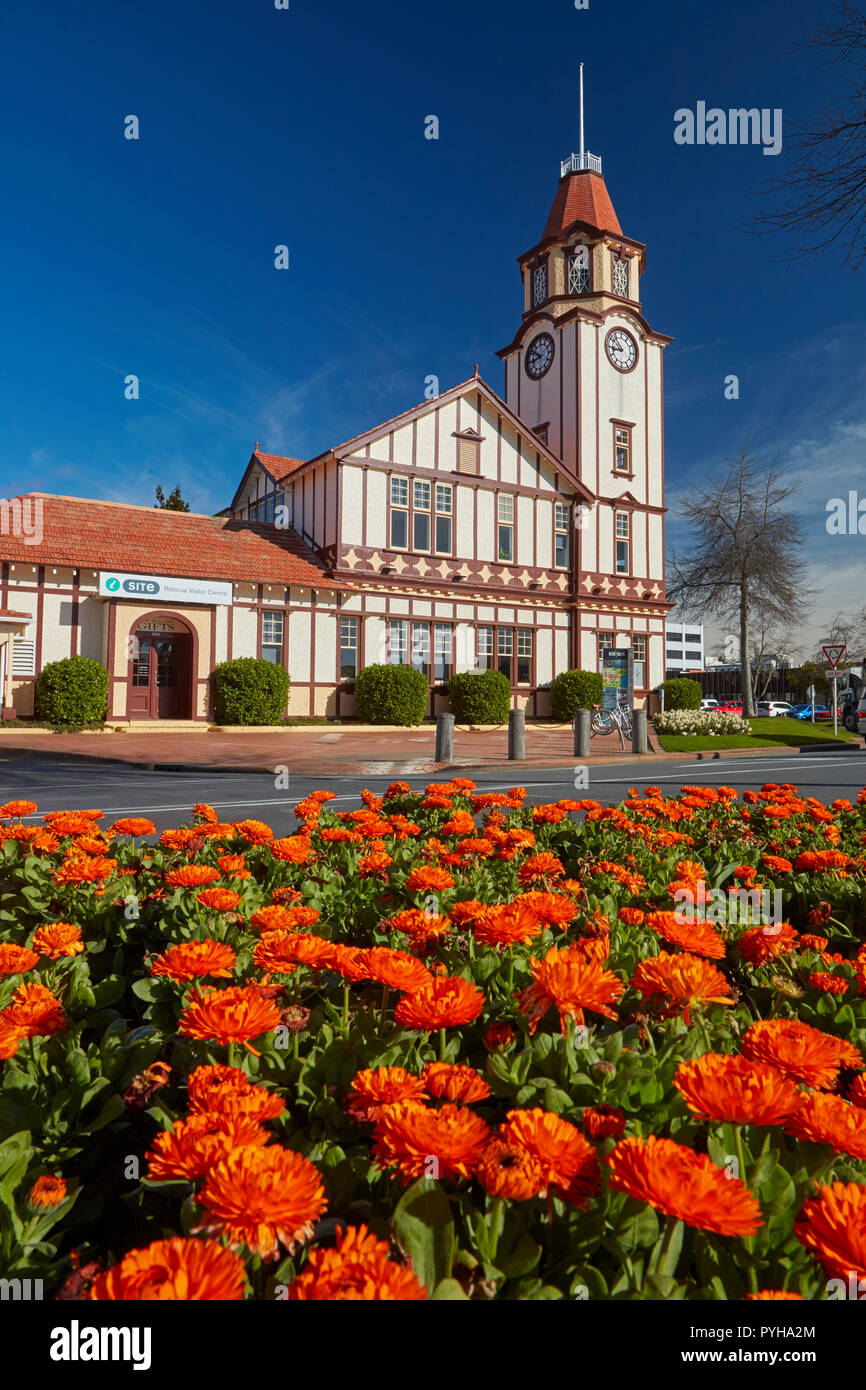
[[601, 648, 634, 711]]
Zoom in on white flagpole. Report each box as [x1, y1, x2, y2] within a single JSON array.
[[579, 63, 584, 162]]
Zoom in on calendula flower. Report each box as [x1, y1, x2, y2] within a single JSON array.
[[741, 1019, 863, 1090], [645, 910, 726, 961], [28, 1175, 67, 1209], [477, 1138, 545, 1201], [794, 1182, 866, 1281], [473, 902, 545, 948], [149, 939, 237, 983], [1, 982, 67, 1038], [516, 946, 623, 1036], [421, 1062, 490, 1104], [372, 1101, 491, 1183], [393, 975, 485, 1030], [179, 986, 282, 1055], [89, 1237, 247, 1301], [249, 904, 319, 934], [358, 851, 393, 875], [517, 852, 564, 884], [783, 1092, 866, 1161], [186, 1064, 285, 1120], [165, 865, 221, 888], [808, 972, 848, 995], [253, 931, 336, 974], [288, 1223, 427, 1301], [346, 1067, 428, 1123], [0, 799, 38, 819], [330, 944, 372, 982], [145, 1113, 269, 1181], [484, 1021, 515, 1052], [0, 943, 39, 976], [196, 888, 242, 912], [195, 1145, 327, 1261], [0, 1018, 23, 1059], [607, 1134, 763, 1237], [618, 907, 645, 927], [269, 836, 314, 863], [218, 855, 250, 879], [233, 820, 274, 845], [109, 818, 156, 837], [630, 951, 732, 1025], [582, 1105, 626, 1141], [673, 1053, 802, 1126], [366, 947, 432, 993], [518, 891, 579, 927], [405, 866, 455, 893], [387, 908, 453, 948], [499, 1108, 600, 1204], [737, 922, 799, 967], [744, 1290, 805, 1300]]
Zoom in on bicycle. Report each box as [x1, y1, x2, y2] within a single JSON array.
[[590, 693, 633, 747]]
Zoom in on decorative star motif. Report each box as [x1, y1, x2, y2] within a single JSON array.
[[617, 579, 629, 595], [555, 573, 569, 590], [649, 582, 660, 597], [437, 560, 450, 579], [478, 565, 492, 584], [416, 558, 430, 576], [392, 555, 409, 574], [367, 551, 381, 569], [343, 548, 358, 568], [581, 575, 595, 592], [599, 576, 612, 593], [456, 563, 470, 578], [518, 569, 533, 587]]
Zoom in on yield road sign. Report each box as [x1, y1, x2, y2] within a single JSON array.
[[822, 643, 846, 668]]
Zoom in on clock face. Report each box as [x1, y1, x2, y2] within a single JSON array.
[[606, 328, 638, 372], [525, 333, 554, 380]]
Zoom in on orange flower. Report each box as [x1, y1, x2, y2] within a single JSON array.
[[288, 1223, 427, 1301], [195, 1145, 327, 1261], [393, 976, 485, 1030], [501, 1107, 600, 1204], [0, 1017, 23, 1059], [358, 851, 393, 875], [783, 1092, 866, 1160], [186, 1064, 286, 1120], [1, 982, 67, 1038], [165, 865, 221, 888], [218, 855, 250, 879], [477, 1138, 545, 1201], [145, 1113, 269, 1181], [0, 943, 39, 976], [269, 835, 314, 863], [741, 1019, 863, 1090], [330, 945, 372, 982], [421, 1062, 490, 1104], [53, 855, 116, 885], [36, 923, 88, 962], [366, 946, 432, 993], [109, 817, 156, 837], [737, 922, 799, 967], [473, 902, 545, 949], [28, 1175, 67, 1209], [484, 1021, 515, 1052], [630, 951, 732, 1025], [517, 851, 564, 884], [234, 820, 274, 845], [607, 1134, 763, 1237], [808, 972, 848, 995], [253, 932, 336, 974], [744, 1291, 805, 1300], [179, 986, 282, 1055], [518, 891, 579, 927], [673, 1053, 802, 1126], [405, 866, 455, 892], [582, 1105, 626, 1141], [387, 908, 453, 948], [645, 910, 726, 961], [197, 888, 242, 912], [89, 1237, 247, 1300], [794, 1182, 866, 1281], [516, 946, 623, 1035], [372, 1101, 491, 1183], [150, 939, 237, 983], [249, 904, 319, 933], [618, 907, 645, 927], [346, 1067, 428, 1124], [0, 799, 38, 819], [762, 854, 793, 873]]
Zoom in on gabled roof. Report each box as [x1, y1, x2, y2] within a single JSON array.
[[227, 448, 308, 513], [542, 169, 622, 243], [0, 495, 338, 589]]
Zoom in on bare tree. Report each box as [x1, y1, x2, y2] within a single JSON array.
[[668, 449, 809, 717], [819, 609, 866, 662], [749, 615, 795, 701], [748, 2, 866, 270]]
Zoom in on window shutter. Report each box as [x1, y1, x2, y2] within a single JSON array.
[[456, 438, 480, 475], [12, 638, 35, 676]]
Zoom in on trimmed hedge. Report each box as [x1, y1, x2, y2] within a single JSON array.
[[213, 657, 290, 726], [448, 669, 511, 725], [550, 668, 604, 721], [354, 664, 428, 726], [34, 656, 108, 726], [660, 676, 703, 711]]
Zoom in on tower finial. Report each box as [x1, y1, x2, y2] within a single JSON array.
[[579, 62, 584, 162]]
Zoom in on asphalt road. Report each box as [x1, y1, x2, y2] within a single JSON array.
[[0, 748, 864, 833]]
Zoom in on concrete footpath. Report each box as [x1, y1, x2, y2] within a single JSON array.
[[0, 722, 854, 777]]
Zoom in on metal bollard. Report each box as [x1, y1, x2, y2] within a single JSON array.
[[508, 708, 526, 760], [632, 708, 648, 755], [573, 708, 591, 758], [435, 712, 455, 763]]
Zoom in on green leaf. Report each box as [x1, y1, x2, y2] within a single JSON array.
[[431, 1277, 468, 1300], [393, 1178, 456, 1294], [131, 978, 162, 1003]]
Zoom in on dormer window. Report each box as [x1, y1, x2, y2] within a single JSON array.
[[533, 262, 548, 306], [613, 255, 629, 298], [568, 245, 590, 294]]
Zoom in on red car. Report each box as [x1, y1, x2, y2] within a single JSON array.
[[717, 701, 743, 713]]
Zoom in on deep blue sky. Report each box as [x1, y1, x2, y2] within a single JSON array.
[[1, 0, 862, 654]]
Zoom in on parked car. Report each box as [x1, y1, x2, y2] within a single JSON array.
[[857, 693, 866, 735], [700, 698, 719, 710], [793, 704, 831, 721], [756, 701, 794, 718], [717, 701, 743, 714]]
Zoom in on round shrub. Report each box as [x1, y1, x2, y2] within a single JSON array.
[[550, 668, 604, 721], [448, 669, 511, 725], [660, 677, 703, 711], [354, 664, 428, 726], [213, 657, 290, 725], [35, 656, 108, 726]]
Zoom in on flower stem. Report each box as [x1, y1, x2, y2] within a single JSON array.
[[438, 1026, 447, 1062]]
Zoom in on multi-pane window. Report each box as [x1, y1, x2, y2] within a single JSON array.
[[413, 481, 431, 551], [497, 628, 513, 681], [568, 246, 590, 294], [434, 624, 452, 682], [533, 263, 548, 306], [411, 621, 430, 677], [516, 629, 533, 685], [497, 494, 514, 562], [340, 615, 358, 680], [613, 256, 629, 298], [632, 634, 646, 688], [614, 426, 631, 473], [598, 631, 615, 664], [261, 611, 284, 664], [388, 619, 408, 665], [435, 485, 452, 554], [554, 501, 570, 569], [476, 626, 493, 670], [615, 511, 630, 574], [390, 476, 409, 548]]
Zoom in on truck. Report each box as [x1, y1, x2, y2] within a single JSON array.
[[835, 663, 865, 732]]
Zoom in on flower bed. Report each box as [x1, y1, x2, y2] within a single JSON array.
[[0, 781, 865, 1301], [653, 709, 752, 736]]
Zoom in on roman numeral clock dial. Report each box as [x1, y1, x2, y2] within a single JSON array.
[[605, 328, 638, 372], [525, 333, 554, 379]]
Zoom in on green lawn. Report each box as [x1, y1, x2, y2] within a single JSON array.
[[656, 716, 860, 753]]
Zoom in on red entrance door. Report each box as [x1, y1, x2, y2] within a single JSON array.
[[129, 632, 189, 718]]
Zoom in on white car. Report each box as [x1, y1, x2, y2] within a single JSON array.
[[756, 700, 794, 718], [857, 694, 866, 734], [700, 698, 719, 710]]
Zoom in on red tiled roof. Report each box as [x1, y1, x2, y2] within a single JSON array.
[[0, 495, 336, 589], [542, 170, 622, 242], [253, 450, 307, 483]]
